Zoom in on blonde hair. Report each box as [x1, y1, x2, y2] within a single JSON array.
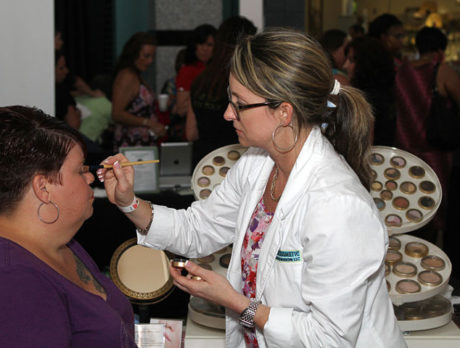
[[230, 28, 373, 189]]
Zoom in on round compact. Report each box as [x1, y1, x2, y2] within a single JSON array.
[[373, 198, 385, 211], [192, 144, 248, 200], [400, 182, 417, 195], [421, 255, 446, 271], [110, 238, 174, 305], [219, 253, 232, 268], [384, 168, 401, 180], [385, 214, 402, 227], [396, 279, 421, 294], [418, 270, 443, 286], [369, 146, 442, 234], [393, 262, 417, 277], [385, 180, 398, 191], [392, 196, 410, 210], [371, 181, 383, 191], [405, 241, 429, 258], [370, 153, 385, 165], [419, 181, 436, 194], [386, 249, 403, 265], [388, 236, 401, 251], [172, 258, 188, 269], [390, 156, 407, 168], [386, 234, 451, 306]]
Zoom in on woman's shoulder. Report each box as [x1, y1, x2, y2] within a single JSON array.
[[114, 68, 139, 85]]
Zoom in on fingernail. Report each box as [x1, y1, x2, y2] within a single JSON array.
[[98, 176, 104, 183], [114, 160, 120, 168], [96, 169, 103, 176]]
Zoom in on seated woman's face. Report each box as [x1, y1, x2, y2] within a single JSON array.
[[135, 44, 156, 72], [343, 48, 356, 80], [55, 56, 69, 84], [195, 35, 215, 64], [51, 145, 95, 226]]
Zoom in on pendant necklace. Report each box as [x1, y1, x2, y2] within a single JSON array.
[[270, 166, 281, 202]]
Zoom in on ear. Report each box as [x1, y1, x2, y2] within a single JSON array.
[[32, 174, 51, 203], [278, 102, 294, 126]]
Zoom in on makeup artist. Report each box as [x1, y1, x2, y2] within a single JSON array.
[[99, 29, 406, 347], [0, 106, 137, 347]]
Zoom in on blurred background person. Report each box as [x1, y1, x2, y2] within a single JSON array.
[[348, 24, 365, 40], [319, 29, 350, 85], [0, 106, 137, 347], [175, 24, 217, 117], [343, 36, 396, 146], [185, 16, 257, 165], [111, 31, 167, 152]]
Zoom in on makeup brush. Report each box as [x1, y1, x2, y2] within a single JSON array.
[[84, 160, 159, 171]]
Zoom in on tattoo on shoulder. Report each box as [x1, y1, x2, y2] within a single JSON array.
[[73, 253, 106, 295]]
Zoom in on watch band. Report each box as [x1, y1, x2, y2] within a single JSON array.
[[239, 300, 261, 328]]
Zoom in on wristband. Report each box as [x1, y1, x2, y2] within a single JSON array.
[[239, 299, 261, 329], [117, 196, 139, 213]]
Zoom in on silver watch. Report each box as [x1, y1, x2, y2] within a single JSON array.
[[239, 300, 261, 328]]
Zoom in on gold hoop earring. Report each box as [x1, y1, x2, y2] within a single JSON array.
[[272, 123, 298, 153], [37, 201, 60, 224]]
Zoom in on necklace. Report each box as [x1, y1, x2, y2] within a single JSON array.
[[270, 166, 281, 202]]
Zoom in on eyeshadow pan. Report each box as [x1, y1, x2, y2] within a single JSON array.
[[197, 177, 211, 187], [385, 249, 403, 265], [202, 165, 215, 176], [421, 255, 445, 271], [219, 253, 231, 268], [370, 153, 385, 165], [380, 190, 393, 201], [406, 209, 423, 223], [400, 181, 416, 194], [418, 270, 442, 286], [396, 279, 421, 294], [212, 156, 225, 166], [384, 167, 401, 180], [385, 180, 398, 191], [199, 189, 212, 199], [409, 166, 425, 179], [227, 150, 240, 161], [393, 262, 417, 277], [197, 255, 215, 263], [392, 196, 409, 210], [419, 196, 435, 210], [198, 263, 213, 270], [419, 181, 436, 194], [390, 156, 406, 168], [373, 197, 385, 211], [371, 181, 383, 191], [371, 170, 377, 180], [219, 166, 230, 177], [385, 214, 402, 227], [405, 241, 429, 258], [388, 236, 401, 250]]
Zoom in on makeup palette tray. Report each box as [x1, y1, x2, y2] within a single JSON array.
[[191, 144, 248, 201], [369, 146, 453, 331]]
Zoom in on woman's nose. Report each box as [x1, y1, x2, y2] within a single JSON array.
[[223, 103, 236, 121], [86, 172, 95, 184]]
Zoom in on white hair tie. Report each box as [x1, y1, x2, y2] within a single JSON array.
[[330, 80, 341, 95]]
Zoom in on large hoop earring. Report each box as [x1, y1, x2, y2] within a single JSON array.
[[272, 123, 298, 153], [37, 201, 60, 224]]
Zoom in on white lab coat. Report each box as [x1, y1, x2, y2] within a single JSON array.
[[138, 127, 407, 347]]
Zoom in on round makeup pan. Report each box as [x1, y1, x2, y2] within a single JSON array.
[[369, 146, 442, 235], [385, 234, 451, 306], [192, 144, 248, 201]]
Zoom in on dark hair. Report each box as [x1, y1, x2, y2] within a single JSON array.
[[184, 24, 217, 65], [319, 29, 347, 68], [416, 27, 447, 54], [0, 106, 86, 215], [349, 24, 365, 35], [368, 14, 402, 38], [231, 29, 374, 189], [346, 37, 395, 90], [114, 32, 157, 75], [192, 16, 257, 98]]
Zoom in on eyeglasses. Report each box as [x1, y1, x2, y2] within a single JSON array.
[[227, 86, 281, 121]]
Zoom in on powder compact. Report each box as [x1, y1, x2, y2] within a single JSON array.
[[385, 234, 451, 306], [369, 146, 442, 234], [192, 144, 248, 200]]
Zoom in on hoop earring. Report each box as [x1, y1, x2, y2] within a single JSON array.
[[37, 201, 60, 224], [272, 123, 298, 153]]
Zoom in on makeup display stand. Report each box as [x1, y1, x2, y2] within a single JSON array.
[[369, 146, 459, 338]]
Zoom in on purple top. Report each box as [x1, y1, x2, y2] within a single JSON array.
[[0, 237, 137, 347]]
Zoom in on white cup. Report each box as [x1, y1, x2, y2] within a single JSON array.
[[158, 94, 169, 112]]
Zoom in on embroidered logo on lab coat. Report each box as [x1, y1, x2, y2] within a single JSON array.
[[276, 250, 301, 262]]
